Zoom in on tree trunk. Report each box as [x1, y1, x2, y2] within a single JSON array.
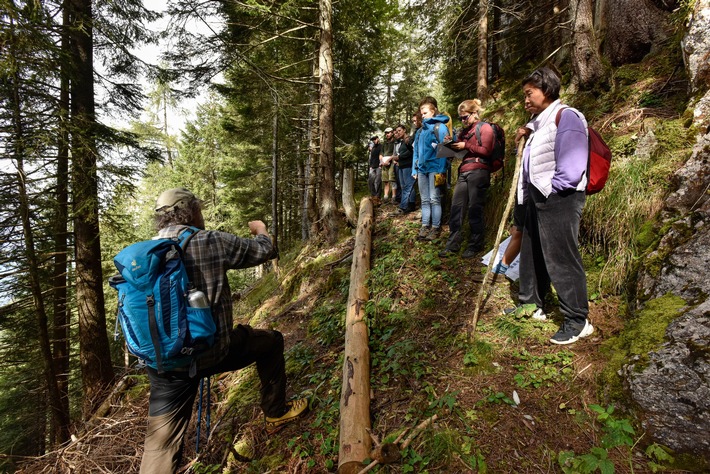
[[68, 0, 115, 417], [51, 0, 72, 443], [271, 95, 279, 252], [342, 169, 357, 227], [9, 29, 71, 444], [602, 0, 671, 66], [569, 0, 603, 88], [338, 198, 374, 474], [477, 0, 489, 103], [307, 45, 320, 239], [491, 0, 500, 82], [318, 0, 339, 243]]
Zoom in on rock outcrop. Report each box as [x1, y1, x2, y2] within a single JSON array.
[[626, 84, 710, 459], [627, 7, 710, 457], [681, 0, 710, 93]]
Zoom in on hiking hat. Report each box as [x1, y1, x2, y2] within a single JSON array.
[[155, 188, 199, 213], [384, 127, 394, 133]]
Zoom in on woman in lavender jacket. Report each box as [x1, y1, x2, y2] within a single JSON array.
[[514, 67, 593, 345]]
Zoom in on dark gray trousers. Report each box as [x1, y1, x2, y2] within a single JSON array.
[[448, 169, 490, 240], [519, 185, 588, 328]]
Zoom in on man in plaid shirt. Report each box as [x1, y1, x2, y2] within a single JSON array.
[[140, 188, 308, 474]]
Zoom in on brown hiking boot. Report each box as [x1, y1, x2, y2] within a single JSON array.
[[417, 225, 430, 240], [425, 226, 441, 241], [265, 398, 309, 434]]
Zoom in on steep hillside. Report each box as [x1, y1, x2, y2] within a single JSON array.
[[18, 205, 689, 473]]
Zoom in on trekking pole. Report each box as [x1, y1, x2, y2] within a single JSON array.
[[468, 139, 525, 340], [196, 377, 206, 453]]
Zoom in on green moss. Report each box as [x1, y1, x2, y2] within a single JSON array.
[[634, 220, 658, 252], [463, 339, 496, 375], [599, 293, 687, 402]]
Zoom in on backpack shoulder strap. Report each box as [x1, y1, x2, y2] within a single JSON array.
[[474, 121, 486, 145], [177, 226, 201, 251], [555, 106, 582, 126]]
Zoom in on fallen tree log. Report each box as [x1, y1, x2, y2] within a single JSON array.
[[342, 168, 357, 227], [338, 197, 374, 474]]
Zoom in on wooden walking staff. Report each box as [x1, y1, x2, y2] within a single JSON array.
[[468, 139, 525, 339], [338, 197, 374, 474]]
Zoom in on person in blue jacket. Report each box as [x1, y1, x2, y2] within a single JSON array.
[[413, 97, 450, 241]]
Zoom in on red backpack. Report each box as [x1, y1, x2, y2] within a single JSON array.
[[555, 108, 611, 195]]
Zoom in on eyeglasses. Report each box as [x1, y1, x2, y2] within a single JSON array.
[[458, 115, 470, 122]]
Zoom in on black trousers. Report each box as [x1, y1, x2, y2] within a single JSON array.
[[140, 325, 287, 473], [519, 185, 588, 328], [448, 169, 490, 238]]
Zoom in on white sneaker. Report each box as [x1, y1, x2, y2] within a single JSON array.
[[531, 308, 547, 321]]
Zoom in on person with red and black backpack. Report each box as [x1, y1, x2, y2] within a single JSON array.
[[510, 67, 594, 346], [439, 99, 495, 259]]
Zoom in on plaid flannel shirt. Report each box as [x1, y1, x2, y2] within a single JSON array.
[[157, 225, 275, 371]]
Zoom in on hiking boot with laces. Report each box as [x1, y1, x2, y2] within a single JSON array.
[[265, 398, 309, 434], [438, 247, 458, 258], [417, 226, 430, 241], [461, 246, 482, 259], [425, 226, 441, 241], [550, 319, 594, 345]]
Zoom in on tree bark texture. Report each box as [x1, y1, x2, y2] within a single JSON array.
[[569, 0, 603, 88], [342, 169, 357, 227], [338, 198, 374, 474], [318, 0, 339, 243], [68, 0, 115, 417], [477, 0, 489, 103], [602, 0, 671, 65]]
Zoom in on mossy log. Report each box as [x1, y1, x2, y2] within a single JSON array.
[[338, 197, 374, 474]]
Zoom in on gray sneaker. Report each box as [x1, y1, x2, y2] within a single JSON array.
[[425, 226, 441, 241], [550, 320, 594, 345], [417, 226, 430, 240]]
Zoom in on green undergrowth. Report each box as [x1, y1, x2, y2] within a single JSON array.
[[213, 209, 690, 472], [216, 42, 699, 473]]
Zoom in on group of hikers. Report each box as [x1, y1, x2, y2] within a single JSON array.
[[127, 67, 594, 473], [368, 66, 593, 348]]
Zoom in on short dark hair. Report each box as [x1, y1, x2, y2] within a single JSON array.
[[155, 198, 201, 230], [522, 67, 560, 101], [395, 123, 407, 132]]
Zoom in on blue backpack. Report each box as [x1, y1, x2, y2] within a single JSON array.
[[109, 227, 216, 375]]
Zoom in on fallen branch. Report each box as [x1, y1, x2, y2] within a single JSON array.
[[356, 415, 439, 474]]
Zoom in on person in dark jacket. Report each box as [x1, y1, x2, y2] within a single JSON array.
[[439, 99, 494, 258], [368, 136, 382, 205], [391, 123, 416, 214]]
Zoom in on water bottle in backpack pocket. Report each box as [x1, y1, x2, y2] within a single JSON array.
[[109, 228, 216, 374]]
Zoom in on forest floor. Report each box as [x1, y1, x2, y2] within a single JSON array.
[[18, 200, 688, 474]]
